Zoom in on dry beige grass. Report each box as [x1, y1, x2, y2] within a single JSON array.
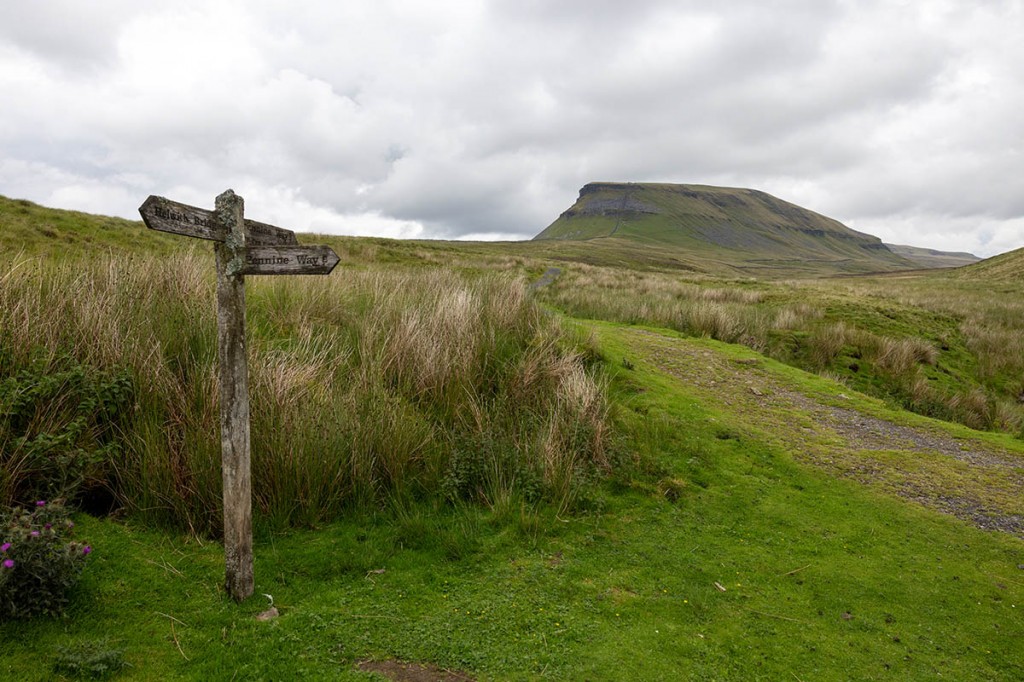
[[0, 253, 609, 529], [807, 322, 850, 369], [873, 336, 938, 376], [538, 264, 1024, 438]]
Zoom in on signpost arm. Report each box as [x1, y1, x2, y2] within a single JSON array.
[[213, 189, 254, 601]]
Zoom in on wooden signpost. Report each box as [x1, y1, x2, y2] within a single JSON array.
[[139, 190, 339, 601]]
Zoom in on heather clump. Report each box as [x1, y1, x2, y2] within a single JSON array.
[[0, 500, 90, 620]]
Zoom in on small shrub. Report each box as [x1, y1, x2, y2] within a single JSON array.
[[946, 389, 993, 431], [906, 376, 934, 406], [442, 434, 542, 506], [993, 400, 1024, 434], [688, 302, 741, 341], [773, 307, 803, 331], [0, 500, 91, 620], [0, 352, 134, 507], [53, 639, 128, 679]]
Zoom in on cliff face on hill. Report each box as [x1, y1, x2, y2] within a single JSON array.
[[535, 182, 915, 275]]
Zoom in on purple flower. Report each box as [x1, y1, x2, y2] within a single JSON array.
[[0, 543, 9, 552], [82, 546, 92, 555], [2, 559, 13, 569], [67, 521, 74, 529], [30, 531, 40, 537], [35, 500, 46, 507]]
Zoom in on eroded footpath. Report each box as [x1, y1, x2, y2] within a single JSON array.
[[617, 326, 1024, 539]]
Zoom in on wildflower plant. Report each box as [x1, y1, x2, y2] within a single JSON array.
[[0, 500, 90, 620]]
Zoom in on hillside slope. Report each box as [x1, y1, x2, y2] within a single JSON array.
[[536, 183, 916, 276], [0, 195, 183, 257], [953, 246, 1024, 282], [885, 243, 981, 269]]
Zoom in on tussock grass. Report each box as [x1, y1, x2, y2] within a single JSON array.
[[0, 253, 609, 532], [964, 323, 1024, 380], [539, 264, 1024, 438], [806, 322, 850, 369], [872, 336, 938, 375]]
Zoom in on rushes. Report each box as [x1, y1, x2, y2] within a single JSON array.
[[0, 254, 609, 532], [873, 336, 938, 376], [807, 322, 850, 369]]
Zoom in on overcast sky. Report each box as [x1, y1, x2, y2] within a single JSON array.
[[1, 1, 1022, 256]]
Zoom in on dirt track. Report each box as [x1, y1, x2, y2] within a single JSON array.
[[626, 328, 1024, 539]]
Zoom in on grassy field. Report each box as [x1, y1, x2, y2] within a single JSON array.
[[535, 264, 1024, 438], [0, 196, 183, 257], [2, 324, 1022, 680], [2, 196, 1023, 679]]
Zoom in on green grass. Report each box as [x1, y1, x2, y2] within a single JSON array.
[[954, 246, 1024, 283], [536, 264, 1024, 438], [0, 196, 183, 258], [3, 324, 1022, 680]]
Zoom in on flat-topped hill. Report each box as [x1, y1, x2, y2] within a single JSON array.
[[884, 243, 981, 269], [535, 182, 916, 276]]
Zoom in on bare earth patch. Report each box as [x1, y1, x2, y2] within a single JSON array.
[[357, 659, 475, 682], [627, 329, 1024, 539]]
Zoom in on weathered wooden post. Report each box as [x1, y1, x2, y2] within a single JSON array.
[[139, 190, 339, 601], [213, 189, 253, 600]]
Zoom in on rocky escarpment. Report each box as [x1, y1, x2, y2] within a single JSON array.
[[559, 183, 661, 219]]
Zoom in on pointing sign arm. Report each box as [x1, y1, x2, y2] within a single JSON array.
[[139, 196, 298, 246], [240, 245, 340, 275], [139, 195, 224, 241], [243, 219, 299, 246]]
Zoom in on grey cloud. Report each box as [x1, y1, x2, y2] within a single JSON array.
[[0, 0, 1021, 253], [0, 1, 145, 69]]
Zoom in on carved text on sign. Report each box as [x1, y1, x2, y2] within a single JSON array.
[[140, 195, 298, 246], [241, 245, 340, 275]]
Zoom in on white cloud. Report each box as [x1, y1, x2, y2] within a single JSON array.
[[0, 0, 1021, 255]]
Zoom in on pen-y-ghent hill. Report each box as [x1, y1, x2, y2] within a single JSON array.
[[1, 191, 1023, 681], [535, 182, 981, 275]]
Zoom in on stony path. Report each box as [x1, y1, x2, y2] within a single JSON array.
[[625, 328, 1024, 539], [528, 267, 562, 290]]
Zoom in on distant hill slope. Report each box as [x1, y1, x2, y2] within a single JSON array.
[[535, 182, 916, 276], [885, 243, 980, 269], [952, 246, 1024, 282], [0, 194, 182, 257]]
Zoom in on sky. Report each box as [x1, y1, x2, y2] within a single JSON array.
[[1, 1, 1022, 257]]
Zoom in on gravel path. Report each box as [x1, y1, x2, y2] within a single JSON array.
[[529, 267, 562, 290], [627, 328, 1024, 539]]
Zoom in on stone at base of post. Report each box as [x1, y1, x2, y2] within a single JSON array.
[[215, 189, 254, 602]]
